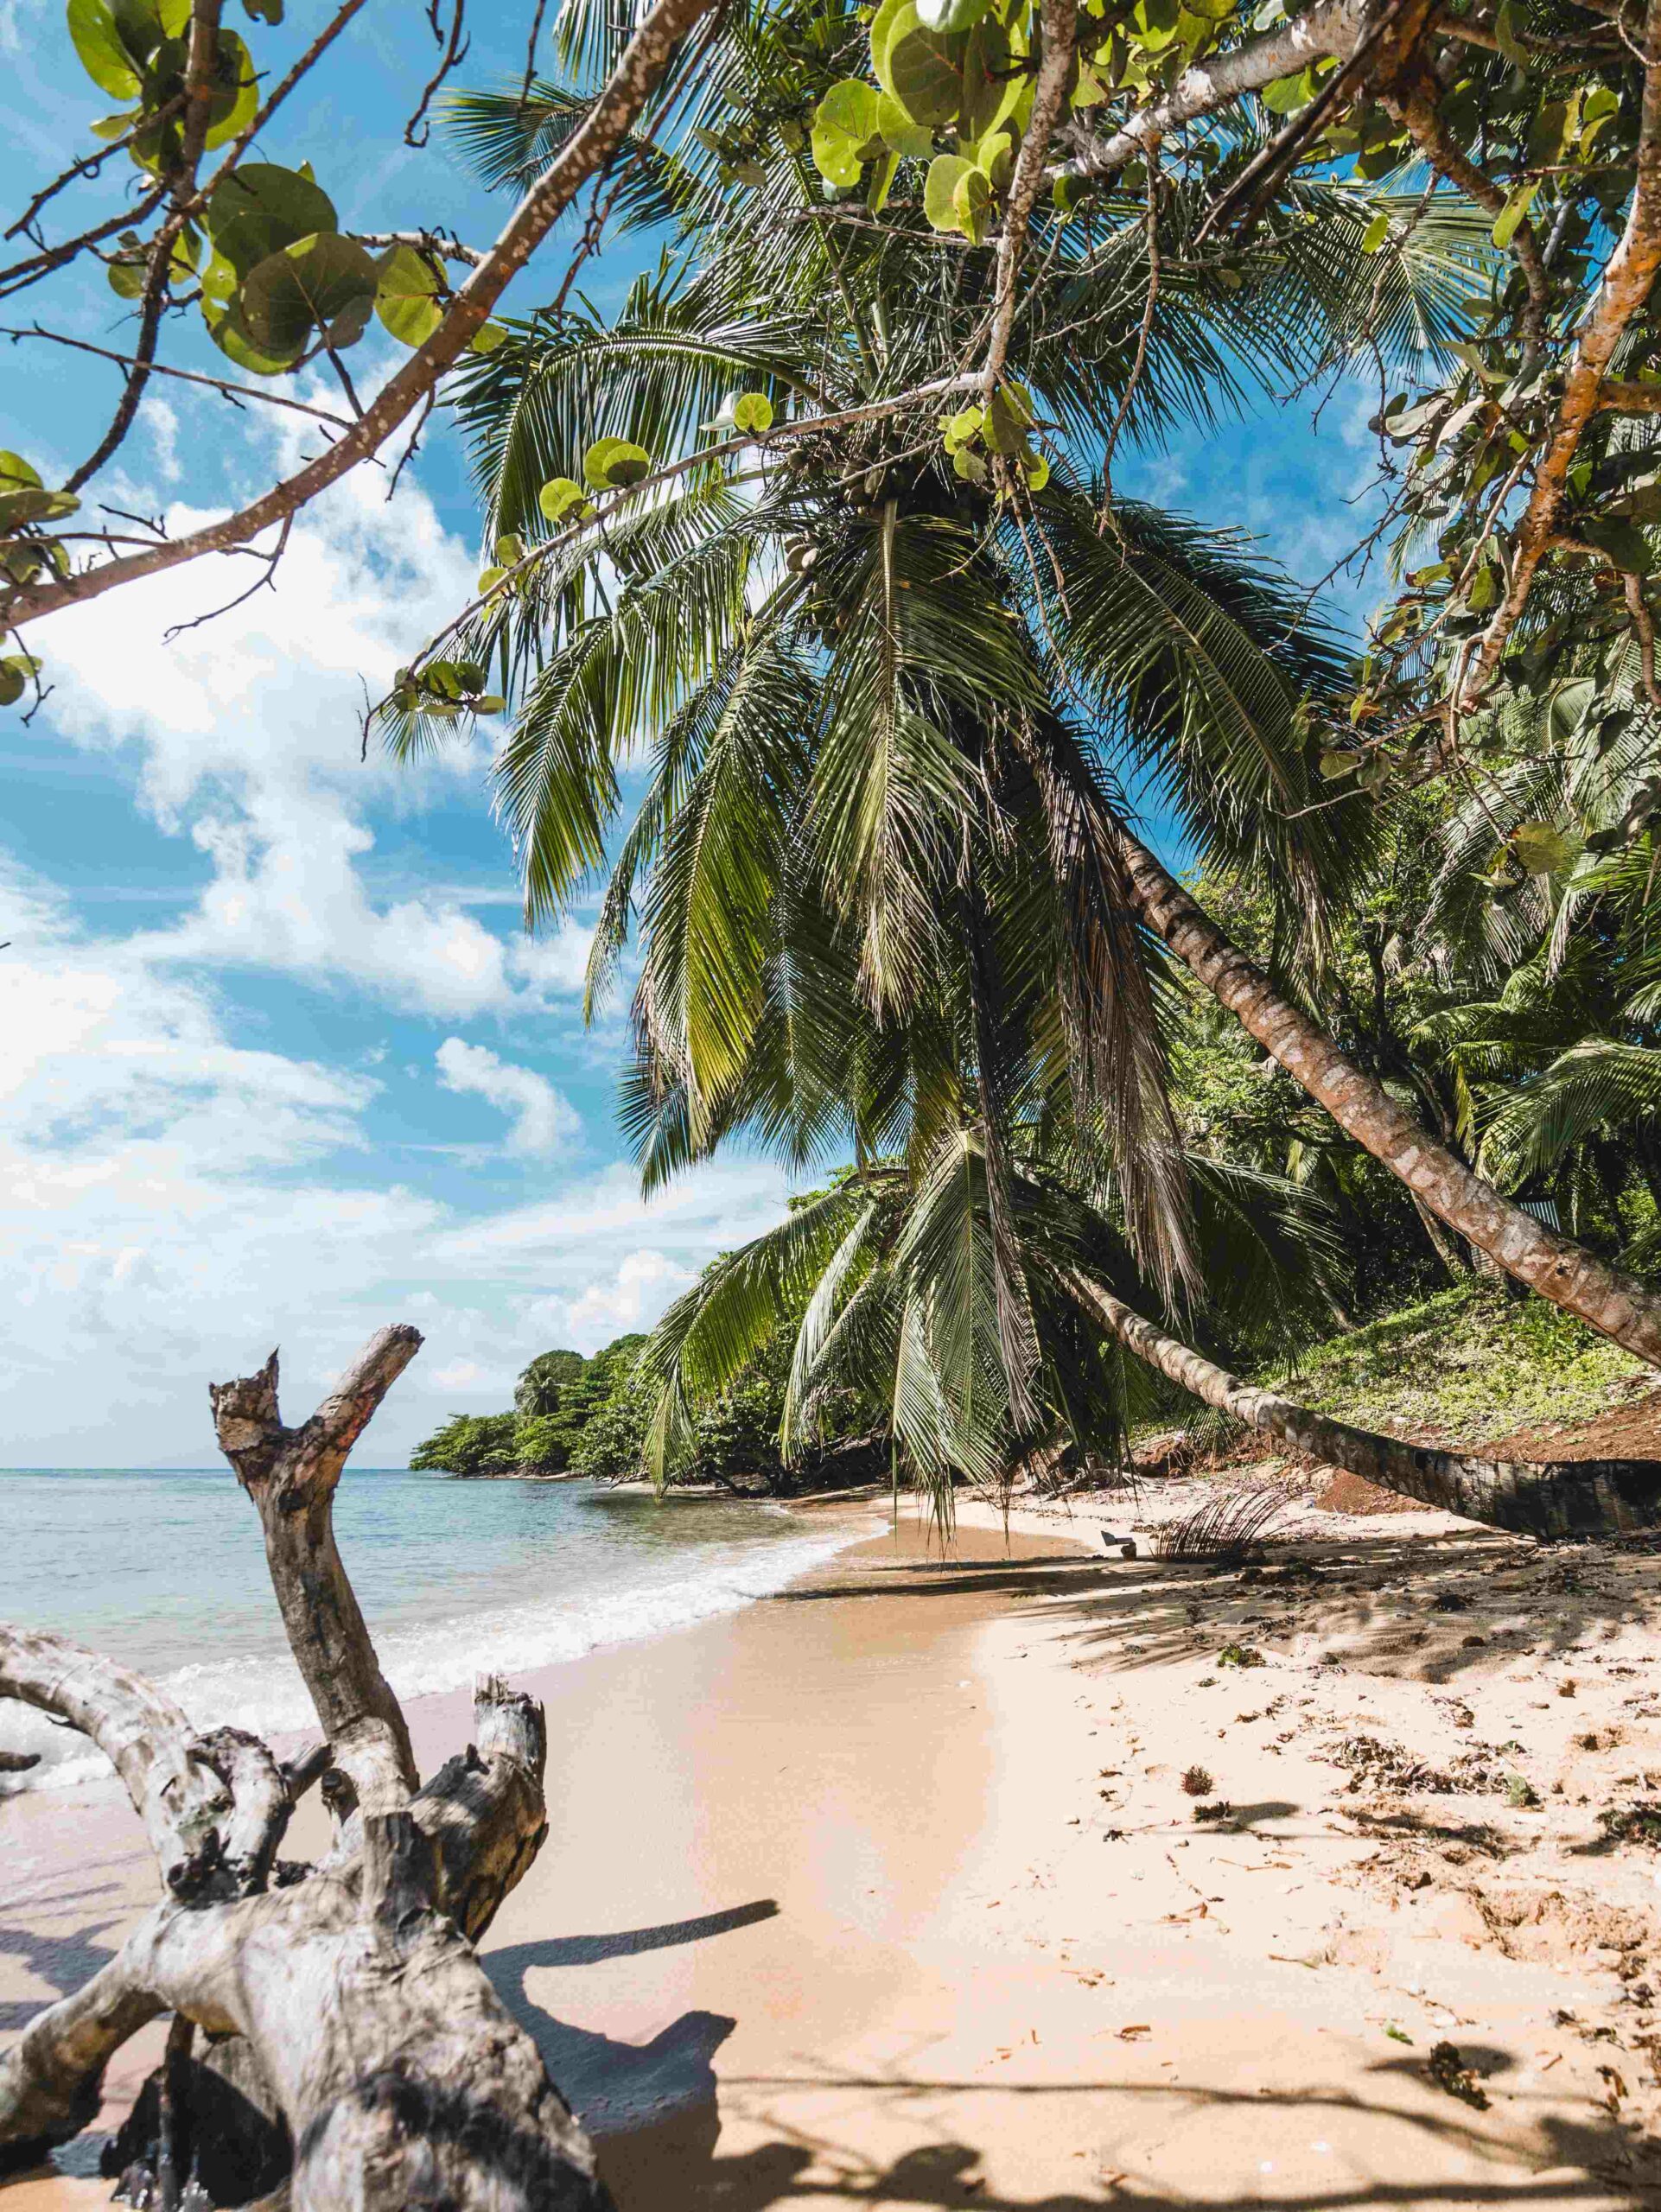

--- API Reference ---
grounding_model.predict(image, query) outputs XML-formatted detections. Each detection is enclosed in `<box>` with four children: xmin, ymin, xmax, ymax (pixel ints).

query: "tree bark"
<box><xmin>1062</xmin><ymin>1271</ymin><xmax>1661</xmax><ymax>1540</ymax></box>
<box><xmin>0</xmin><ymin>1330</ymin><xmax>608</xmax><ymax>2212</ymax></box>
<box><xmin>1114</xmin><ymin>824</ymin><xmax>1661</xmax><ymax>1369</ymax></box>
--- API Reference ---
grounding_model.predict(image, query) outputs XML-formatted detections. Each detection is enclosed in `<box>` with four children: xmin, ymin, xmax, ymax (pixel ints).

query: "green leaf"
<box><xmin>731</xmin><ymin>391</ymin><xmax>775</xmax><ymax>434</ymax></box>
<box><xmin>811</xmin><ymin>78</ymin><xmax>885</xmax><ymax>183</ymax></box>
<box><xmin>924</xmin><ymin>152</ymin><xmax>976</xmax><ymax>232</ymax></box>
<box><xmin>206</xmin><ymin>300</ymin><xmax>303</xmax><ymax>376</ymax></box>
<box><xmin>916</xmin><ymin>0</ymin><xmax>990</xmax><ymax>29</ymax></box>
<box><xmin>107</xmin><ymin>244</ymin><xmax>147</xmax><ymax>298</ymax></box>
<box><xmin>494</xmin><ymin>533</ymin><xmax>524</xmax><ymax>564</ymax></box>
<box><xmin>469</xmin><ymin>320</ymin><xmax>509</xmax><ymax>353</ymax></box>
<box><xmin>952</xmin><ymin>444</ymin><xmax>988</xmax><ymax>484</ymax></box>
<box><xmin>1578</xmin><ymin>518</ymin><xmax>1653</xmax><ymax>574</ymax></box>
<box><xmin>538</xmin><ymin>476</ymin><xmax>592</xmax><ymax>523</ymax></box>
<box><xmin>961</xmin><ymin>16</ymin><xmax>1021</xmax><ymax>142</ymax></box>
<box><xmin>0</xmin><ymin>453</ymin><xmax>43</xmax><ymax>493</ymax></box>
<box><xmin>202</xmin><ymin>28</ymin><xmax>258</xmax><ymax>148</ymax></box>
<box><xmin>886</xmin><ymin>23</ymin><xmax>963</xmax><ymax>129</ymax></box>
<box><xmin>477</xmin><ymin>564</ymin><xmax>509</xmax><ymax>592</ymax></box>
<box><xmin>1493</xmin><ymin>0</ymin><xmax>1529</xmax><ymax>66</ymax></box>
<box><xmin>940</xmin><ymin>404</ymin><xmax>983</xmax><ymax>450</ymax></box>
<box><xmin>0</xmin><ymin>658</ymin><xmax>30</xmax><ymax>708</ymax></box>
<box><xmin>1023</xmin><ymin>452</ymin><xmax>1051</xmax><ymax>492</ymax></box>
<box><xmin>1318</xmin><ymin>749</ymin><xmax>1356</xmax><ymax>779</ymax></box>
<box><xmin>238</xmin><ymin>231</ymin><xmax>379</xmax><ymax>356</ymax></box>
<box><xmin>1359</xmin><ymin>212</ymin><xmax>1391</xmax><ymax>253</ymax></box>
<box><xmin>1260</xmin><ymin>65</ymin><xmax>1314</xmax><ymax>114</ymax></box>
<box><xmin>374</xmin><ymin>242</ymin><xmax>444</xmax><ymax>346</ymax></box>
<box><xmin>473</xmin><ymin>695</ymin><xmax>506</xmax><ymax>715</ymax></box>
<box><xmin>1510</xmin><ymin>821</ymin><xmax>1573</xmax><ymax>875</ymax></box>
<box><xmin>67</xmin><ymin>0</ymin><xmax>142</xmax><ymax>99</ymax></box>
<box><xmin>951</xmin><ymin>163</ymin><xmax>991</xmax><ymax>243</ymax></box>
<box><xmin>1492</xmin><ymin>179</ymin><xmax>1539</xmax><ymax>249</ymax></box>
<box><xmin>583</xmin><ymin>435</ymin><xmax>653</xmax><ymax>491</ymax></box>
<box><xmin>243</xmin><ymin>0</ymin><xmax>283</xmax><ymax>17</ymax></box>
<box><xmin>875</xmin><ymin>92</ymin><xmax>933</xmax><ymax>157</ymax></box>
<box><xmin>206</xmin><ymin>163</ymin><xmax>338</xmax><ymax>277</ymax></box>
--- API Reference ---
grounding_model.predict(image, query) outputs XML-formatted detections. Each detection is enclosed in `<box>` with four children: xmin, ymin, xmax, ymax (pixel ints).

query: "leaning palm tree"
<box><xmin>390</xmin><ymin>0</ymin><xmax>1661</xmax><ymax>1363</ymax></box>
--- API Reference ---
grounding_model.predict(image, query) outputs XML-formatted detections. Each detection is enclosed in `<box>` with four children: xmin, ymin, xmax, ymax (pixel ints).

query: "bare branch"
<box><xmin>209</xmin><ymin>1328</ymin><xmax>423</xmax><ymax>1800</ymax></box>
<box><xmin>5</xmin><ymin>326</ymin><xmax>356</xmax><ymax>429</ymax></box>
<box><xmin>353</xmin><ymin>229</ymin><xmax>487</xmax><ymax>266</ymax></box>
<box><xmin>1053</xmin><ymin>0</ymin><xmax>1366</xmax><ymax>182</ymax></box>
<box><xmin>1463</xmin><ymin>0</ymin><xmax>1661</xmax><ymax>698</ymax></box>
<box><xmin>985</xmin><ymin>0</ymin><xmax>1077</xmax><ymax>393</ymax></box>
<box><xmin>1600</xmin><ymin>376</ymin><xmax>1661</xmax><ymax>410</ymax></box>
<box><xmin>61</xmin><ymin>0</ymin><xmax>226</xmax><ymax>497</ymax></box>
<box><xmin>2</xmin><ymin>0</ymin><xmax>718</xmax><ymax>633</ymax></box>
<box><xmin>0</xmin><ymin>1628</ymin><xmax>231</xmax><ymax>1896</ymax></box>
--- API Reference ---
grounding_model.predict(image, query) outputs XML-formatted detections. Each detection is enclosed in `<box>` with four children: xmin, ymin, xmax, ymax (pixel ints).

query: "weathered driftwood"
<box><xmin>1063</xmin><ymin>1273</ymin><xmax>1661</xmax><ymax>1540</ymax></box>
<box><xmin>0</xmin><ymin>1328</ymin><xmax>608</xmax><ymax>2211</ymax></box>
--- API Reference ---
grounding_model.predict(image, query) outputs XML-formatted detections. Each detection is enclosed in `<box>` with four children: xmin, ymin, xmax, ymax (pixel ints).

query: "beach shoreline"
<box><xmin>8</xmin><ymin>1488</ymin><xmax>1661</xmax><ymax>2208</ymax></box>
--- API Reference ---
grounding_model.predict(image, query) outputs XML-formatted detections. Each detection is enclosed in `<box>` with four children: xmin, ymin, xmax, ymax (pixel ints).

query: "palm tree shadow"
<box><xmin>484</xmin><ymin>1901</ymin><xmax>779</xmax><ymax>2202</ymax></box>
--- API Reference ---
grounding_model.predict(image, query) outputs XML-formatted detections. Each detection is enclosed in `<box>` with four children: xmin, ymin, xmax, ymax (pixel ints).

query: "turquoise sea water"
<box><xmin>0</xmin><ymin>1467</ymin><xmax>862</xmax><ymax>1790</ymax></box>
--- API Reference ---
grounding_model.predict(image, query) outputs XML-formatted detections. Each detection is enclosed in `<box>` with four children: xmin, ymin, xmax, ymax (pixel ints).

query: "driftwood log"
<box><xmin>0</xmin><ymin>1325</ymin><xmax>609</xmax><ymax>2211</ymax></box>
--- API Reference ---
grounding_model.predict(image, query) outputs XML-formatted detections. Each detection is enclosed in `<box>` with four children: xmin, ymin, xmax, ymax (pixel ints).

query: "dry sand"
<box><xmin>9</xmin><ymin>1483</ymin><xmax>1661</xmax><ymax>2209</ymax></box>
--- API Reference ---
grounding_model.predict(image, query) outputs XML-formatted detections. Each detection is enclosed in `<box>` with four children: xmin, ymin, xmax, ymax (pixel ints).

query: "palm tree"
<box><xmin>637</xmin><ymin>1122</ymin><xmax>1661</xmax><ymax>1539</ymax></box>
<box><xmin>395</xmin><ymin>0</ymin><xmax>1661</xmax><ymax>1364</ymax></box>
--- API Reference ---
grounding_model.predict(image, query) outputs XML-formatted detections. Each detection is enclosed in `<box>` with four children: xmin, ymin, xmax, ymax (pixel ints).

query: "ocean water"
<box><xmin>0</xmin><ymin>1468</ymin><xmax>868</xmax><ymax>1793</ymax></box>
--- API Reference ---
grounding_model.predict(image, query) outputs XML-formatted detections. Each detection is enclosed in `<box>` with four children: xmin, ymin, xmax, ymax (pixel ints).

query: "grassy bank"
<box><xmin>1269</xmin><ymin>1281</ymin><xmax>1649</xmax><ymax>1448</ymax></box>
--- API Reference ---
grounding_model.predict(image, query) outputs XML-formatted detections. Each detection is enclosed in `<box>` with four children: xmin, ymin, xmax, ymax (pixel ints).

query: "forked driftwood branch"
<box><xmin>0</xmin><ymin>1326</ymin><xmax>607</xmax><ymax>2211</ymax></box>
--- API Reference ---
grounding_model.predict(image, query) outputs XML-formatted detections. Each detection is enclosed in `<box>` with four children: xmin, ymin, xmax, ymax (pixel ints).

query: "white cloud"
<box><xmin>28</xmin><ymin>414</ymin><xmax>574</xmax><ymax>1022</ymax></box>
<box><xmin>558</xmin><ymin>1249</ymin><xmax>696</xmax><ymax>1337</ymax></box>
<box><xmin>436</xmin><ymin>1037</ymin><xmax>581</xmax><ymax>1156</ymax></box>
<box><xmin>507</xmin><ymin>917</ymin><xmax>597</xmax><ymax>997</ymax></box>
<box><xmin>0</xmin><ymin>858</ymin><xmax>793</xmax><ymax>1459</ymax></box>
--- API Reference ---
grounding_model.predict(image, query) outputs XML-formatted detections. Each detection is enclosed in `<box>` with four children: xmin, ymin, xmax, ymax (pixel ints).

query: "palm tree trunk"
<box><xmin>1113</xmin><ymin>825</ymin><xmax>1661</xmax><ymax>1369</ymax></box>
<box><xmin>1064</xmin><ymin>1274</ymin><xmax>1661</xmax><ymax>1540</ymax></box>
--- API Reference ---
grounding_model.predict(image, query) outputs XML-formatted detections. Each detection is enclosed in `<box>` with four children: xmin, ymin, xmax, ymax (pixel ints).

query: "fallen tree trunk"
<box><xmin>1061</xmin><ymin>1272</ymin><xmax>1661</xmax><ymax>1539</ymax></box>
<box><xmin>0</xmin><ymin>1328</ymin><xmax>608</xmax><ymax>2211</ymax></box>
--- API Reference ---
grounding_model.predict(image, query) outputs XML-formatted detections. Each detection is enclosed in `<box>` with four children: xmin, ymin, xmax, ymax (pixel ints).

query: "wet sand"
<box><xmin>8</xmin><ymin>1489</ymin><xmax>1661</xmax><ymax>2208</ymax></box>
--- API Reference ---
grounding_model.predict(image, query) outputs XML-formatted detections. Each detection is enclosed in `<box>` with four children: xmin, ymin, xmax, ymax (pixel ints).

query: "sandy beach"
<box><xmin>8</xmin><ymin>1483</ymin><xmax>1661</xmax><ymax>2209</ymax></box>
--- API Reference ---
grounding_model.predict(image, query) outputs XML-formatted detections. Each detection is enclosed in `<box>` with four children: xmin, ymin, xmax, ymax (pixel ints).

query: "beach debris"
<box><xmin>1598</xmin><ymin>1801</ymin><xmax>1661</xmax><ymax>1847</ymax></box>
<box><xmin>1329</xmin><ymin>1733</ymin><xmax>1524</xmax><ymax>1797</ymax></box>
<box><xmin>1192</xmin><ymin>1801</ymin><xmax>1233</xmax><ymax>1824</ymax></box>
<box><xmin>1426</xmin><ymin>2041</ymin><xmax>1491</xmax><ymax>2109</ymax></box>
<box><xmin>1156</xmin><ymin>1487</ymin><xmax>1289</xmax><ymax>1564</ymax></box>
<box><xmin>1217</xmin><ymin>1643</ymin><xmax>1266</xmax><ymax>1669</ymax></box>
<box><xmin>1181</xmin><ymin>1764</ymin><xmax>1216</xmax><ymax>1796</ymax></box>
<box><xmin>1117</xmin><ymin>2024</ymin><xmax>1151</xmax><ymax>2040</ymax></box>
<box><xmin>1099</xmin><ymin>1529</ymin><xmax>1137</xmax><ymax>1558</ymax></box>
<box><xmin>1384</xmin><ymin>2025</ymin><xmax>1413</xmax><ymax>2044</ymax></box>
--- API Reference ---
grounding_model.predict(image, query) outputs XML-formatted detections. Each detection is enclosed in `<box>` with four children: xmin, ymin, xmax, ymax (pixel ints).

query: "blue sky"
<box><xmin>1</xmin><ymin>1</ymin><xmax>1384</xmax><ymax>1464</ymax></box>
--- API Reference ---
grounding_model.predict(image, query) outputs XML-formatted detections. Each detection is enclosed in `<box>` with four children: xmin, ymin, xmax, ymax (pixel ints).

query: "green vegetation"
<box><xmin>410</xmin><ymin>1338</ymin><xmax>644</xmax><ymax>1478</ymax></box>
<box><xmin>1274</xmin><ymin>1284</ymin><xmax>1646</xmax><ymax>1449</ymax></box>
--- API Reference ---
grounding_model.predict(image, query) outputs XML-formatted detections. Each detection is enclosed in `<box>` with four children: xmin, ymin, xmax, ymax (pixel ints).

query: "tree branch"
<box><xmin>985</xmin><ymin>0</ymin><xmax>1077</xmax><ymax>393</ymax></box>
<box><xmin>1053</xmin><ymin>0</ymin><xmax>1367</xmax><ymax>181</ymax></box>
<box><xmin>1462</xmin><ymin>0</ymin><xmax>1661</xmax><ymax>698</ymax></box>
<box><xmin>209</xmin><ymin>1328</ymin><xmax>423</xmax><ymax>1805</ymax></box>
<box><xmin>0</xmin><ymin>1628</ymin><xmax>232</xmax><ymax>1897</ymax></box>
<box><xmin>2</xmin><ymin>0</ymin><xmax>718</xmax><ymax>632</ymax></box>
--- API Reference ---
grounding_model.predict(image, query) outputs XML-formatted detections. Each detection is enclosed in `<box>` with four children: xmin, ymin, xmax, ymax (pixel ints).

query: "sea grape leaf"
<box><xmin>239</xmin><ymin>231</ymin><xmax>379</xmax><ymax>356</ymax></box>
<box><xmin>67</xmin><ymin>0</ymin><xmax>143</xmax><ymax>97</ymax></box>
<box><xmin>375</xmin><ymin>243</ymin><xmax>445</xmax><ymax>346</ymax></box>
<box><xmin>539</xmin><ymin>476</ymin><xmax>592</xmax><ymax>522</ymax></box>
<box><xmin>583</xmin><ymin>436</ymin><xmax>652</xmax><ymax>490</ymax></box>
